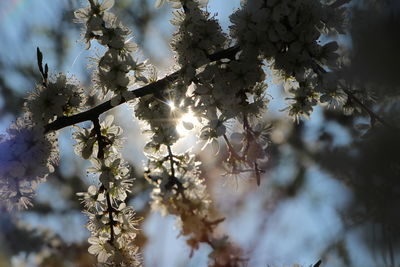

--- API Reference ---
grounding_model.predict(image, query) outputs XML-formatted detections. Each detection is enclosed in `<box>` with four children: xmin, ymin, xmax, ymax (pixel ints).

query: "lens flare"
<box><xmin>176</xmin><ymin>110</ymin><xmax>198</xmax><ymax>136</ymax></box>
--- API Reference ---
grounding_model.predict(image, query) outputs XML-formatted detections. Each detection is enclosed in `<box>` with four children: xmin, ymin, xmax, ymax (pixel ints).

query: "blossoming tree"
<box><xmin>2</xmin><ymin>0</ymin><xmax>399</xmax><ymax>266</ymax></box>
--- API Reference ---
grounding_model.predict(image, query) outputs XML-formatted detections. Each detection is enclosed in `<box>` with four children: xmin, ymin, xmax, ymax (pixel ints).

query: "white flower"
<box><xmin>26</xmin><ymin>73</ymin><xmax>85</xmax><ymax>124</ymax></box>
<box><xmin>77</xmin><ymin>185</ymin><xmax>99</xmax><ymax>210</ymax></box>
<box><xmin>74</xmin><ymin>0</ymin><xmax>115</xmax><ymax>23</ymax></box>
<box><xmin>73</xmin><ymin>128</ymin><xmax>96</xmax><ymax>159</ymax></box>
<box><xmin>88</xmin><ymin>235</ymin><xmax>114</xmax><ymax>263</ymax></box>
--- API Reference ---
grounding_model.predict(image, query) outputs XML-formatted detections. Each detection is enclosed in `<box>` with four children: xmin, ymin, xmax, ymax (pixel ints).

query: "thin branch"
<box><xmin>207</xmin><ymin>45</ymin><xmax>240</xmax><ymax>61</ymax></box>
<box><xmin>167</xmin><ymin>145</ymin><xmax>176</xmax><ymax>179</ymax></box>
<box><xmin>254</xmin><ymin>162</ymin><xmax>261</xmax><ymax>186</ymax></box>
<box><xmin>92</xmin><ymin>117</ymin><xmax>116</xmax><ymax>244</ymax></box>
<box><xmin>166</xmin><ymin>145</ymin><xmax>186</xmax><ymax>195</ymax></box>
<box><xmin>343</xmin><ymin>89</ymin><xmax>394</xmax><ymax>129</ymax></box>
<box><xmin>44</xmin><ymin>46</ymin><xmax>241</xmax><ymax>133</ymax></box>
<box><xmin>105</xmin><ymin>191</ymin><xmax>115</xmax><ymax>243</ymax></box>
<box><xmin>329</xmin><ymin>0</ymin><xmax>351</xmax><ymax>9</ymax></box>
<box><xmin>92</xmin><ymin>118</ymin><xmax>105</xmax><ymax>159</ymax></box>
<box><xmin>222</xmin><ymin>134</ymin><xmax>243</xmax><ymax>161</ymax></box>
<box><xmin>310</xmin><ymin>61</ymin><xmax>395</xmax><ymax>130</ymax></box>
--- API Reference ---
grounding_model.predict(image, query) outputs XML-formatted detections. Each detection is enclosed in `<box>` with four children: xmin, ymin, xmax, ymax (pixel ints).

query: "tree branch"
<box><xmin>343</xmin><ymin>89</ymin><xmax>394</xmax><ymax>129</ymax></box>
<box><xmin>167</xmin><ymin>145</ymin><xmax>176</xmax><ymax>179</ymax></box>
<box><xmin>222</xmin><ymin>134</ymin><xmax>243</xmax><ymax>161</ymax></box>
<box><xmin>44</xmin><ymin>46</ymin><xmax>241</xmax><ymax>133</ymax></box>
<box><xmin>166</xmin><ymin>145</ymin><xmax>185</xmax><ymax>195</ymax></box>
<box><xmin>329</xmin><ymin>0</ymin><xmax>351</xmax><ymax>9</ymax></box>
<box><xmin>310</xmin><ymin>61</ymin><xmax>395</xmax><ymax>130</ymax></box>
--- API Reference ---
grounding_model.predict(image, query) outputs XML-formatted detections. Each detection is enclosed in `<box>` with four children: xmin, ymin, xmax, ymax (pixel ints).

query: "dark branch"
<box><xmin>92</xmin><ymin>117</ymin><xmax>116</xmax><ymax>244</ymax></box>
<box><xmin>310</xmin><ymin>61</ymin><xmax>395</xmax><ymax>130</ymax></box>
<box><xmin>44</xmin><ymin>45</ymin><xmax>240</xmax><ymax>133</ymax></box>
<box><xmin>167</xmin><ymin>145</ymin><xmax>176</xmax><ymax>179</ymax></box>
<box><xmin>92</xmin><ymin>117</ymin><xmax>105</xmax><ymax>159</ymax></box>
<box><xmin>207</xmin><ymin>45</ymin><xmax>240</xmax><ymax>62</ymax></box>
<box><xmin>343</xmin><ymin>89</ymin><xmax>394</xmax><ymax>129</ymax></box>
<box><xmin>222</xmin><ymin>134</ymin><xmax>243</xmax><ymax>161</ymax></box>
<box><xmin>166</xmin><ymin>145</ymin><xmax>185</xmax><ymax>195</ymax></box>
<box><xmin>329</xmin><ymin>0</ymin><xmax>351</xmax><ymax>9</ymax></box>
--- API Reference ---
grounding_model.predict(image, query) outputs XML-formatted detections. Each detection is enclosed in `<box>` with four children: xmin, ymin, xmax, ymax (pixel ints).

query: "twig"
<box><xmin>104</xmin><ymin>191</ymin><xmax>115</xmax><ymax>243</ymax></box>
<box><xmin>310</xmin><ymin>61</ymin><xmax>395</xmax><ymax>130</ymax></box>
<box><xmin>92</xmin><ymin>117</ymin><xmax>116</xmax><ymax>244</ymax></box>
<box><xmin>329</xmin><ymin>0</ymin><xmax>351</xmax><ymax>9</ymax></box>
<box><xmin>254</xmin><ymin>162</ymin><xmax>261</xmax><ymax>186</ymax></box>
<box><xmin>166</xmin><ymin>145</ymin><xmax>185</xmax><ymax>195</ymax></box>
<box><xmin>343</xmin><ymin>89</ymin><xmax>393</xmax><ymax>129</ymax></box>
<box><xmin>222</xmin><ymin>134</ymin><xmax>243</xmax><ymax>161</ymax></box>
<box><xmin>167</xmin><ymin>145</ymin><xmax>176</xmax><ymax>179</ymax></box>
<box><xmin>92</xmin><ymin>117</ymin><xmax>105</xmax><ymax>159</ymax></box>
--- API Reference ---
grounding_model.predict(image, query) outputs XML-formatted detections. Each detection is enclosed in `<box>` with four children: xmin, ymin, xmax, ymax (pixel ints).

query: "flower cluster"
<box><xmin>145</xmin><ymin>148</ymin><xmax>244</xmax><ymax>266</ymax></box>
<box><xmin>134</xmin><ymin>2</ymin><xmax>272</xmax><ymax>263</ymax></box>
<box><xmin>75</xmin><ymin>0</ymin><xmax>145</xmax><ymax>104</ymax></box>
<box><xmin>135</xmin><ymin>0</ymin><xmax>228</xmax><ymax>150</ymax></box>
<box><xmin>164</xmin><ymin>0</ymin><xmax>269</xmax><ymax>187</ymax></box>
<box><xmin>74</xmin><ymin>116</ymin><xmax>141</xmax><ymax>266</ymax></box>
<box><xmin>171</xmin><ymin>1</ymin><xmax>227</xmax><ymax>82</ymax></box>
<box><xmin>193</xmin><ymin>58</ymin><xmax>267</xmax><ymax>141</ymax></box>
<box><xmin>73</xmin><ymin>115</ymin><xmax>123</xmax><ymax>160</ymax></box>
<box><xmin>146</xmin><ymin>151</ymin><xmax>210</xmax><ymax>227</ymax></box>
<box><xmin>132</xmin><ymin>4</ymin><xmax>249</xmax><ymax>256</ymax></box>
<box><xmin>25</xmin><ymin>73</ymin><xmax>85</xmax><ymax>125</ymax></box>
<box><xmin>230</xmin><ymin>0</ymin><xmax>343</xmax><ymax>77</ymax></box>
<box><xmin>230</xmin><ymin>0</ymin><xmax>346</xmax><ymax>119</ymax></box>
<box><xmin>1</xmin><ymin>59</ymin><xmax>86</xmax><ymax>210</ymax></box>
<box><xmin>135</xmin><ymin>91</ymin><xmax>181</xmax><ymax>147</ymax></box>
<box><xmin>0</xmin><ymin>116</ymin><xmax>58</xmax><ymax>210</ymax></box>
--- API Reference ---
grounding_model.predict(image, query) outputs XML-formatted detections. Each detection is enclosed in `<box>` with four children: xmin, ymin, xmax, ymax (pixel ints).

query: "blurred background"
<box><xmin>0</xmin><ymin>0</ymin><xmax>400</xmax><ymax>266</ymax></box>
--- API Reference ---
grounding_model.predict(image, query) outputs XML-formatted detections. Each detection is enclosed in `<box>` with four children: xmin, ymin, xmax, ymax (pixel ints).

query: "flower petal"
<box><xmin>101</xmin><ymin>0</ymin><xmax>115</xmax><ymax>11</ymax></box>
<box><xmin>154</xmin><ymin>0</ymin><xmax>164</xmax><ymax>8</ymax></box>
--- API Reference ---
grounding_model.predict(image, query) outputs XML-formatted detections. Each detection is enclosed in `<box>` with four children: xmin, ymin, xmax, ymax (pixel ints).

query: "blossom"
<box><xmin>74</xmin><ymin>0</ymin><xmax>116</xmax><ymax>48</ymax></box>
<box><xmin>73</xmin><ymin>115</ymin><xmax>123</xmax><ymax>160</ymax></box>
<box><xmin>88</xmin><ymin>235</ymin><xmax>114</xmax><ymax>263</ymax></box>
<box><xmin>171</xmin><ymin>1</ymin><xmax>227</xmax><ymax>82</ymax></box>
<box><xmin>95</xmin><ymin>49</ymin><xmax>138</xmax><ymax>98</ymax></box>
<box><xmin>0</xmin><ymin>117</ymin><xmax>58</xmax><ymax>210</ymax></box>
<box><xmin>74</xmin><ymin>0</ymin><xmax>115</xmax><ymax>23</ymax></box>
<box><xmin>76</xmin><ymin>185</ymin><xmax>99</xmax><ymax>210</ymax></box>
<box><xmin>229</xmin><ymin>0</ymin><xmax>344</xmax><ymax>120</ymax></box>
<box><xmin>26</xmin><ymin>73</ymin><xmax>85</xmax><ymax>124</ymax></box>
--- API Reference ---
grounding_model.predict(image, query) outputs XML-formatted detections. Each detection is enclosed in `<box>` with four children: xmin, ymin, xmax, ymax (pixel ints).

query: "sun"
<box><xmin>176</xmin><ymin>110</ymin><xmax>198</xmax><ymax>136</ymax></box>
<box><xmin>166</xmin><ymin>100</ymin><xmax>198</xmax><ymax>136</ymax></box>
<box><xmin>167</xmin><ymin>101</ymin><xmax>176</xmax><ymax>111</ymax></box>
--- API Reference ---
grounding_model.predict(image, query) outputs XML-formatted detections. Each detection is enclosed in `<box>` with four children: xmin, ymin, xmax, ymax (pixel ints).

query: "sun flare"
<box><xmin>168</xmin><ymin>101</ymin><xmax>176</xmax><ymax>111</ymax></box>
<box><xmin>176</xmin><ymin>110</ymin><xmax>198</xmax><ymax>136</ymax></box>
